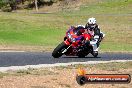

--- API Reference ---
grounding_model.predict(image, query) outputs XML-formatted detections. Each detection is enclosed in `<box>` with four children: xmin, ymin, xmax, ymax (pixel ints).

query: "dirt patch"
<box><xmin>0</xmin><ymin>45</ymin><xmax>53</xmax><ymax>52</ymax></box>
<box><xmin>0</xmin><ymin>66</ymin><xmax>131</xmax><ymax>88</ymax></box>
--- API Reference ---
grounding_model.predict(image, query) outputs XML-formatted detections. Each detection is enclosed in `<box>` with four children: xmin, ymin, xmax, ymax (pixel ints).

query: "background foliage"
<box><xmin>0</xmin><ymin>0</ymin><xmax>63</xmax><ymax>12</ymax></box>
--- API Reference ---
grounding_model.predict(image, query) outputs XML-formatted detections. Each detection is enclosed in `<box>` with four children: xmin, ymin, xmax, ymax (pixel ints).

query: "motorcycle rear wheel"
<box><xmin>92</xmin><ymin>51</ymin><xmax>98</xmax><ymax>58</ymax></box>
<box><xmin>52</xmin><ymin>42</ymin><xmax>67</xmax><ymax>58</ymax></box>
<box><xmin>78</xmin><ymin>54</ymin><xmax>86</xmax><ymax>58</ymax></box>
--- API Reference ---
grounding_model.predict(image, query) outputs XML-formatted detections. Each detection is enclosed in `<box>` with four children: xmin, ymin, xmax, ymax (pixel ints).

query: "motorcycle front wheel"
<box><xmin>52</xmin><ymin>42</ymin><xmax>67</xmax><ymax>58</ymax></box>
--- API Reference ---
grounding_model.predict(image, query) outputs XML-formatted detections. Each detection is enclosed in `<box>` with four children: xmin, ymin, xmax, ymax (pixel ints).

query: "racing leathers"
<box><xmin>85</xmin><ymin>23</ymin><xmax>103</xmax><ymax>47</ymax></box>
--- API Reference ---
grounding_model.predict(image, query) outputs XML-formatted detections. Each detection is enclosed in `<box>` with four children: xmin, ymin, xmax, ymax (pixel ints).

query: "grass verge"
<box><xmin>0</xmin><ymin>61</ymin><xmax>132</xmax><ymax>78</ymax></box>
<box><xmin>0</xmin><ymin>0</ymin><xmax>132</xmax><ymax>52</ymax></box>
<box><xmin>0</xmin><ymin>61</ymin><xmax>132</xmax><ymax>88</ymax></box>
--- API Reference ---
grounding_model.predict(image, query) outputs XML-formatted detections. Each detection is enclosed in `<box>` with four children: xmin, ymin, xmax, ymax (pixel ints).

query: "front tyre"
<box><xmin>52</xmin><ymin>42</ymin><xmax>67</xmax><ymax>58</ymax></box>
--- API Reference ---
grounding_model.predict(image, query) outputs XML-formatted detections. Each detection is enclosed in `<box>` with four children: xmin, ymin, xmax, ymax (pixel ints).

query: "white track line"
<box><xmin>0</xmin><ymin>60</ymin><xmax>132</xmax><ymax>72</ymax></box>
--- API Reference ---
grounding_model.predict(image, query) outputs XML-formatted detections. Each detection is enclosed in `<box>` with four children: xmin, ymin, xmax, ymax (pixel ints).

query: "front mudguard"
<box><xmin>64</xmin><ymin>39</ymin><xmax>71</xmax><ymax>46</ymax></box>
<box><xmin>64</xmin><ymin>36</ymin><xmax>67</xmax><ymax>41</ymax></box>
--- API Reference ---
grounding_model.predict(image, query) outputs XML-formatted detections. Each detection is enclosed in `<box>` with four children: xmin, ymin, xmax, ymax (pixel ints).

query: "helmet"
<box><xmin>87</xmin><ymin>17</ymin><xmax>96</xmax><ymax>24</ymax></box>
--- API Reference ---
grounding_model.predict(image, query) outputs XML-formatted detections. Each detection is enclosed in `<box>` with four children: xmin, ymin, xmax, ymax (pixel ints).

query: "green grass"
<box><xmin>64</xmin><ymin>0</ymin><xmax>132</xmax><ymax>15</ymax></box>
<box><xmin>0</xmin><ymin>68</ymin><xmax>59</xmax><ymax>78</ymax></box>
<box><xmin>0</xmin><ymin>13</ymin><xmax>66</xmax><ymax>47</ymax></box>
<box><xmin>61</xmin><ymin>61</ymin><xmax>132</xmax><ymax>72</ymax></box>
<box><xmin>0</xmin><ymin>0</ymin><xmax>132</xmax><ymax>51</ymax></box>
<box><xmin>0</xmin><ymin>72</ymin><xmax>9</xmax><ymax>78</ymax></box>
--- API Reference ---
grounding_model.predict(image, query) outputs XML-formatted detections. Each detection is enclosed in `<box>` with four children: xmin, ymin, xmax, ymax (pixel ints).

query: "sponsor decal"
<box><xmin>76</xmin><ymin>68</ymin><xmax>131</xmax><ymax>85</ymax></box>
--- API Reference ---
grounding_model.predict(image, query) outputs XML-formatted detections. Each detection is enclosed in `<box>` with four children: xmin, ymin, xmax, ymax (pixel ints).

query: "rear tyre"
<box><xmin>52</xmin><ymin>42</ymin><xmax>67</xmax><ymax>58</ymax></box>
<box><xmin>78</xmin><ymin>54</ymin><xmax>85</xmax><ymax>58</ymax></box>
<box><xmin>92</xmin><ymin>51</ymin><xmax>98</xmax><ymax>58</ymax></box>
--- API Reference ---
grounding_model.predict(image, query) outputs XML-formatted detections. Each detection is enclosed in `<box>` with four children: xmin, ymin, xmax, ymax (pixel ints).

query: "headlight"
<box><xmin>68</xmin><ymin>33</ymin><xmax>72</xmax><ymax>39</ymax></box>
<box><xmin>71</xmin><ymin>38</ymin><xmax>76</xmax><ymax>42</ymax></box>
<box><xmin>67</xmin><ymin>33</ymin><xmax>76</xmax><ymax>42</ymax></box>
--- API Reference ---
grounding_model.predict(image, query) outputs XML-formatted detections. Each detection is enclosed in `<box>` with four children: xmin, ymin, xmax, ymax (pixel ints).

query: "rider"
<box><xmin>75</xmin><ymin>25</ymin><xmax>92</xmax><ymax>40</ymax></box>
<box><xmin>75</xmin><ymin>25</ymin><xmax>92</xmax><ymax>51</ymax></box>
<box><xmin>85</xmin><ymin>17</ymin><xmax>103</xmax><ymax>45</ymax></box>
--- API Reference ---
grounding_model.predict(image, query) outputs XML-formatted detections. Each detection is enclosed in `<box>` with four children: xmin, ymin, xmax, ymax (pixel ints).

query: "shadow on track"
<box><xmin>62</xmin><ymin>56</ymin><xmax>101</xmax><ymax>58</ymax></box>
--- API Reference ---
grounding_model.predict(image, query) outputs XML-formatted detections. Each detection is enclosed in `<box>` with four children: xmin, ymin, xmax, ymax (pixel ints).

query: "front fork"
<box><xmin>62</xmin><ymin>45</ymin><xmax>71</xmax><ymax>54</ymax></box>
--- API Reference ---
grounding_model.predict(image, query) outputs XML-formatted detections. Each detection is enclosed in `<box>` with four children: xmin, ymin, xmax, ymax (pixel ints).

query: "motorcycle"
<box><xmin>52</xmin><ymin>26</ymin><xmax>105</xmax><ymax>58</ymax></box>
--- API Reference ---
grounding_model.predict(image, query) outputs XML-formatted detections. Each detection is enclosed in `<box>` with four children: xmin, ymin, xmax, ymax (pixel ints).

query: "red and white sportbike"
<box><xmin>52</xmin><ymin>26</ymin><xmax>105</xmax><ymax>58</ymax></box>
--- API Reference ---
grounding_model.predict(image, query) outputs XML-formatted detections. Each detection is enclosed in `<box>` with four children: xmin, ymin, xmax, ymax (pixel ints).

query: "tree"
<box><xmin>35</xmin><ymin>0</ymin><xmax>38</xmax><ymax>12</ymax></box>
<box><xmin>9</xmin><ymin>0</ymin><xmax>17</xmax><ymax>10</ymax></box>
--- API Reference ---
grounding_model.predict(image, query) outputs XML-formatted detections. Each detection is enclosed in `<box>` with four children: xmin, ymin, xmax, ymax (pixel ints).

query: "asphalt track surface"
<box><xmin>0</xmin><ymin>52</ymin><xmax>132</xmax><ymax>67</ymax></box>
